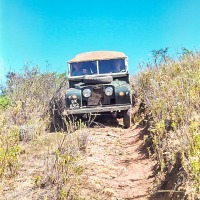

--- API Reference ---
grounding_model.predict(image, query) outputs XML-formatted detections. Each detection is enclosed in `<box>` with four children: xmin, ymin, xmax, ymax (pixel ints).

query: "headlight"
<box><xmin>105</xmin><ymin>87</ymin><xmax>113</xmax><ymax>96</ymax></box>
<box><xmin>118</xmin><ymin>91</ymin><xmax>124</xmax><ymax>96</ymax></box>
<box><xmin>71</xmin><ymin>95</ymin><xmax>77</xmax><ymax>99</ymax></box>
<box><xmin>83</xmin><ymin>88</ymin><xmax>91</xmax><ymax>97</ymax></box>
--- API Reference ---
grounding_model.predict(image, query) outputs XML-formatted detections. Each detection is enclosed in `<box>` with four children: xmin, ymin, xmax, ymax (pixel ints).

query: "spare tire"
<box><xmin>83</xmin><ymin>75</ymin><xmax>113</xmax><ymax>84</ymax></box>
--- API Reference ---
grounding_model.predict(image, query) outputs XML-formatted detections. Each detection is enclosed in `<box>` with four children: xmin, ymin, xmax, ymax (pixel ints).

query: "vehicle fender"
<box><xmin>114</xmin><ymin>84</ymin><xmax>132</xmax><ymax>104</ymax></box>
<box><xmin>66</xmin><ymin>88</ymin><xmax>82</xmax><ymax>108</ymax></box>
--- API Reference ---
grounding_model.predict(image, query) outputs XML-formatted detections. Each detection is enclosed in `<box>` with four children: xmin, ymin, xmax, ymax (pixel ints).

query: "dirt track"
<box><xmin>0</xmin><ymin>117</ymin><xmax>156</xmax><ymax>200</ymax></box>
<box><xmin>79</xmin><ymin>118</ymin><xmax>156</xmax><ymax>199</ymax></box>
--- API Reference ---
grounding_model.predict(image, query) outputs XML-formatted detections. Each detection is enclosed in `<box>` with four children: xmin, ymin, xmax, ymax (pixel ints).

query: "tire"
<box><xmin>83</xmin><ymin>75</ymin><xmax>113</xmax><ymax>84</ymax></box>
<box><xmin>123</xmin><ymin>109</ymin><xmax>132</xmax><ymax>128</ymax></box>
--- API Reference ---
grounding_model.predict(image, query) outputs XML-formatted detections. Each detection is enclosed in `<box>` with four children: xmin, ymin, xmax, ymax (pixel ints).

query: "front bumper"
<box><xmin>63</xmin><ymin>105</ymin><xmax>131</xmax><ymax>115</ymax></box>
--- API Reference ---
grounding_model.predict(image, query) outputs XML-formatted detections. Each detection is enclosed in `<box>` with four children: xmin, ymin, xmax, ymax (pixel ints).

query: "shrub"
<box><xmin>133</xmin><ymin>51</ymin><xmax>200</xmax><ymax>198</ymax></box>
<box><xmin>5</xmin><ymin>66</ymin><xmax>67</xmax><ymax>129</ymax></box>
<box><xmin>0</xmin><ymin>117</ymin><xmax>21</xmax><ymax>178</ymax></box>
<box><xmin>0</xmin><ymin>96</ymin><xmax>10</xmax><ymax>110</ymax></box>
<box><xmin>37</xmin><ymin>126</ymin><xmax>88</xmax><ymax>199</ymax></box>
<box><xmin>0</xmin><ymin>66</ymin><xmax>68</xmax><ymax>180</ymax></box>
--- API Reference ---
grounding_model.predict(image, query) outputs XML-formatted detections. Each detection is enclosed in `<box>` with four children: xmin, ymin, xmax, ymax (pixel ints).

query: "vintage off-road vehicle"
<box><xmin>64</xmin><ymin>51</ymin><xmax>132</xmax><ymax>128</ymax></box>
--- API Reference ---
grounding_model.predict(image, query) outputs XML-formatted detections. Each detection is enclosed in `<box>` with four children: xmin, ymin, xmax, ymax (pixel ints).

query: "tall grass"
<box><xmin>133</xmin><ymin>51</ymin><xmax>200</xmax><ymax>199</ymax></box>
<box><xmin>0</xmin><ymin>66</ymin><xmax>89</xmax><ymax>199</ymax></box>
<box><xmin>5</xmin><ymin>67</ymin><xmax>67</xmax><ymax>127</ymax></box>
<box><xmin>0</xmin><ymin>66</ymin><xmax>67</xmax><ymax>179</ymax></box>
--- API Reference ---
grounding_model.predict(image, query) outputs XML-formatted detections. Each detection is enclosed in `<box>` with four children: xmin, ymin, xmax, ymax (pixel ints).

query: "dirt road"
<box><xmin>0</xmin><ymin>117</ymin><xmax>156</xmax><ymax>200</ymax></box>
<box><xmin>79</xmin><ymin>119</ymin><xmax>156</xmax><ymax>199</ymax></box>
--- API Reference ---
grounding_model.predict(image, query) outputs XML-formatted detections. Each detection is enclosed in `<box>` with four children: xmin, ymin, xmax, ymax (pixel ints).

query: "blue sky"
<box><xmin>1</xmin><ymin>0</ymin><xmax>200</xmax><ymax>82</ymax></box>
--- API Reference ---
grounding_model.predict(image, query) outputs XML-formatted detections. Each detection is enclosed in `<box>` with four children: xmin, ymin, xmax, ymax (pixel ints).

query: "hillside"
<box><xmin>0</xmin><ymin>51</ymin><xmax>200</xmax><ymax>199</ymax></box>
<box><xmin>133</xmin><ymin>50</ymin><xmax>200</xmax><ymax>199</ymax></box>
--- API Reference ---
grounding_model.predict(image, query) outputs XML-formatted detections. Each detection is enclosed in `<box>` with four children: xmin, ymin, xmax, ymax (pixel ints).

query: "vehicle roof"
<box><xmin>68</xmin><ymin>51</ymin><xmax>127</xmax><ymax>63</ymax></box>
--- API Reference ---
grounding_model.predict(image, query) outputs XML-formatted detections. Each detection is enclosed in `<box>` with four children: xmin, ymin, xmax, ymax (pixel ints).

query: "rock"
<box><xmin>103</xmin><ymin>188</ymin><xmax>115</xmax><ymax>196</ymax></box>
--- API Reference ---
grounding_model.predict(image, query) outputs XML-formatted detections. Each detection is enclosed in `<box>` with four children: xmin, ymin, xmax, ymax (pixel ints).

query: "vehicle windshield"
<box><xmin>70</xmin><ymin>61</ymin><xmax>97</xmax><ymax>76</ymax></box>
<box><xmin>70</xmin><ymin>59</ymin><xmax>126</xmax><ymax>76</ymax></box>
<box><xmin>99</xmin><ymin>59</ymin><xmax>126</xmax><ymax>74</ymax></box>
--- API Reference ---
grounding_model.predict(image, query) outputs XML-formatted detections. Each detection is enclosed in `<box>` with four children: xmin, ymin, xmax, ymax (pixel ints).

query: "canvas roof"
<box><xmin>68</xmin><ymin>51</ymin><xmax>127</xmax><ymax>63</ymax></box>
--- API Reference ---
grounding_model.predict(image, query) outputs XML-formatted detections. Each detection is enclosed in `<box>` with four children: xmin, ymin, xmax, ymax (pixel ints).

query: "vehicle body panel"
<box><xmin>64</xmin><ymin>51</ymin><xmax>132</xmax><ymax>126</ymax></box>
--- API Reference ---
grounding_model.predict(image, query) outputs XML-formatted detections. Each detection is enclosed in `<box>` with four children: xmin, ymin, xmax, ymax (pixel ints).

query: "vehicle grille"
<box><xmin>87</xmin><ymin>86</ymin><xmax>104</xmax><ymax>106</ymax></box>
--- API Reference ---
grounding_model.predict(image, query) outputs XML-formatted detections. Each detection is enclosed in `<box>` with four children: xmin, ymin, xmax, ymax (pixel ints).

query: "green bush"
<box><xmin>0</xmin><ymin>96</ymin><xmax>10</xmax><ymax>110</ymax></box>
<box><xmin>0</xmin><ymin>119</ymin><xmax>21</xmax><ymax>178</ymax></box>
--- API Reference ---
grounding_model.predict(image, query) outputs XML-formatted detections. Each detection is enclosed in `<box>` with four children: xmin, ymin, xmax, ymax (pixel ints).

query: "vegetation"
<box><xmin>0</xmin><ymin>50</ymin><xmax>200</xmax><ymax>199</ymax></box>
<box><xmin>133</xmin><ymin>49</ymin><xmax>200</xmax><ymax>199</ymax></box>
<box><xmin>0</xmin><ymin>65</ymin><xmax>91</xmax><ymax>199</ymax></box>
<box><xmin>0</xmin><ymin>96</ymin><xmax>11</xmax><ymax>110</ymax></box>
<box><xmin>0</xmin><ymin>121</ymin><xmax>20</xmax><ymax>178</ymax></box>
<box><xmin>33</xmin><ymin>125</ymin><xmax>88</xmax><ymax>199</ymax></box>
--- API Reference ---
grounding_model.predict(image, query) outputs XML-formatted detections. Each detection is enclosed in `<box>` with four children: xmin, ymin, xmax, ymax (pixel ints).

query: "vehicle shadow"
<box><xmin>85</xmin><ymin>114</ymin><xmax>123</xmax><ymax>128</ymax></box>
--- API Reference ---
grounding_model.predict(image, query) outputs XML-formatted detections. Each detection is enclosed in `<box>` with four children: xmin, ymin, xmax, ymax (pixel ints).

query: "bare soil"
<box><xmin>79</xmin><ymin>117</ymin><xmax>156</xmax><ymax>199</ymax></box>
<box><xmin>0</xmin><ymin>116</ymin><xmax>156</xmax><ymax>200</ymax></box>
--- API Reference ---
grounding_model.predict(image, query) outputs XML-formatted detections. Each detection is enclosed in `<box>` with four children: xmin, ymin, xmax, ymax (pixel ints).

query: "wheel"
<box><xmin>123</xmin><ymin>109</ymin><xmax>132</xmax><ymax>128</ymax></box>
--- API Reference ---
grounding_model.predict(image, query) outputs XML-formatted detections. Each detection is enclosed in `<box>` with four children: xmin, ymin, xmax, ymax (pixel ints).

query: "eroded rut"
<box><xmin>80</xmin><ymin>123</ymin><xmax>156</xmax><ymax>199</ymax></box>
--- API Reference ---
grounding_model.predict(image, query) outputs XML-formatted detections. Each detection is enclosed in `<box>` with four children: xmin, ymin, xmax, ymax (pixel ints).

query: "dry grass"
<box><xmin>132</xmin><ymin>51</ymin><xmax>200</xmax><ymax>199</ymax></box>
<box><xmin>0</xmin><ymin>66</ymin><xmax>82</xmax><ymax>198</ymax></box>
<box><xmin>1</xmin><ymin>54</ymin><xmax>200</xmax><ymax>199</ymax></box>
<box><xmin>0</xmin><ymin>67</ymin><xmax>67</xmax><ymax>178</ymax></box>
<box><xmin>32</xmin><ymin>128</ymin><xmax>88</xmax><ymax>199</ymax></box>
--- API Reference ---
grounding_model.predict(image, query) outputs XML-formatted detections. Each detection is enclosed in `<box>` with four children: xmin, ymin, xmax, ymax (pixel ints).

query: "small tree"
<box><xmin>151</xmin><ymin>47</ymin><xmax>169</xmax><ymax>66</ymax></box>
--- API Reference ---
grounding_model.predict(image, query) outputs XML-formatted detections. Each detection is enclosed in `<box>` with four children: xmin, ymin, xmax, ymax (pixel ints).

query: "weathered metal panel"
<box><xmin>69</xmin><ymin>51</ymin><xmax>127</xmax><ymax>63</ymax></box>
